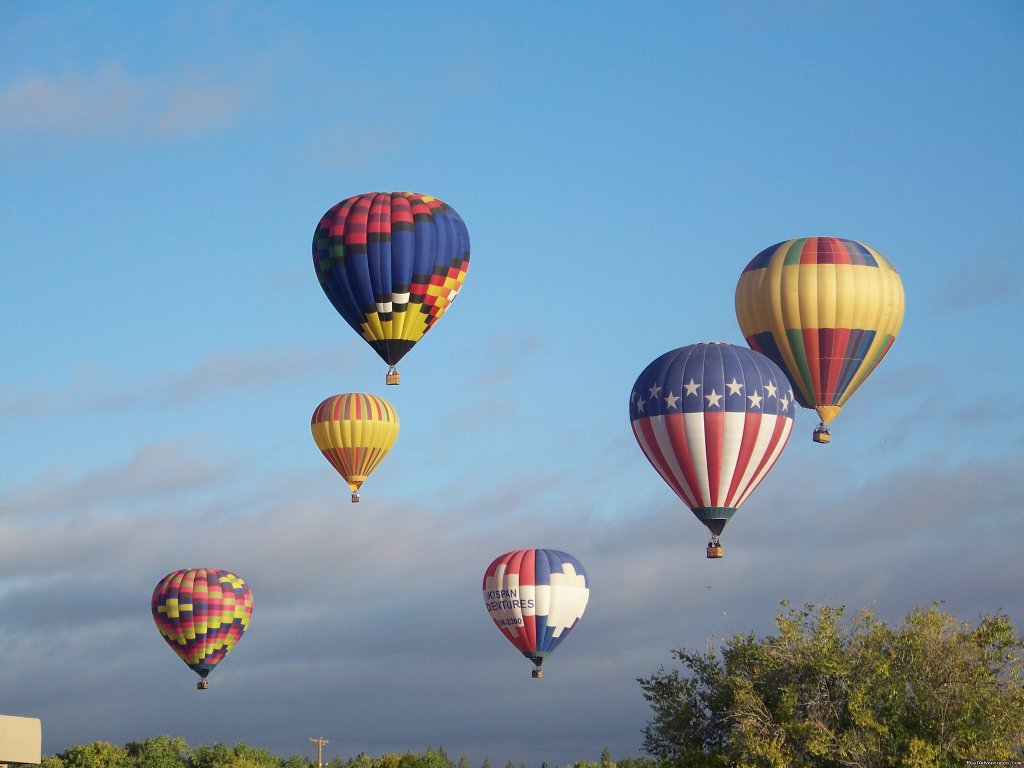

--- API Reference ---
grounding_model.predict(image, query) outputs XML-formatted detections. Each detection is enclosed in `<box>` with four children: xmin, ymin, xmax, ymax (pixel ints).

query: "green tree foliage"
<box><xmin>56</xmin><ymin>741</ymin><xmax>131</xmax><ymax>768</ymax></box>
<box><xmin>638</xmin><ymin>601</ymin><xmax>1024</xmax><ymax>768</ymax></box>
<box><xmin>334</xmin><ymin>754</ymin><xmax>372</xmax><ymax>768</ymax></box>
<box><xmin>615</xmin><ymin>759</ymin><xmax>656</xmax><ymax>768</ymax></box>
<box><xmin>43</xmin><ymin>739</ymin><xmax>648</xmax><ymax>768</ymax></box>
<box><xmin>412</xmin><ymin>748</ymin><xmax>453</xmax><ymax>768</ymax></box>
<box><xmin>188</xmin><ymin>743</ymin><xmax>241</xmax><ymax>768</ymax></box>
<box><xmin>126</xmin><ymin>736</ymin><xmax>188</xmax><ymax>768</ymax></box>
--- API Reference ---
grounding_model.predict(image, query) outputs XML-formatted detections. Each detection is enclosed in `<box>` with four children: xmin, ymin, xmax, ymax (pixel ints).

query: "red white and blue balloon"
<box><xmin>482</xmin><ymin>549</ymin><xmax>589</xmax><ymax>678</ymax></box>
<box><xmin>630</xmin><ymin>342</ymin><xmax>795</xmax><ymax>547</ymax></box>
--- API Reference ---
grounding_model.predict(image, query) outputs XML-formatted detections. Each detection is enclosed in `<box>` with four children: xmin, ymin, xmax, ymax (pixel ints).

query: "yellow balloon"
<box><xmin>311</xmin><ymin>393</ymin><xmax>399</xmax><ymax>501</ymax></box>
<box><xmin>735</xmin><ymin>237</ymin><xmax>905</xmax><ymax>442</ymax></box>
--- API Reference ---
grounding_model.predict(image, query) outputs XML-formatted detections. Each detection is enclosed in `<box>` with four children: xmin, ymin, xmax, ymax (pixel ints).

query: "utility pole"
<box><xmin>309</xmin><ymin>737</ymin><xmax>329</xmax><ymax>768</ymax></box>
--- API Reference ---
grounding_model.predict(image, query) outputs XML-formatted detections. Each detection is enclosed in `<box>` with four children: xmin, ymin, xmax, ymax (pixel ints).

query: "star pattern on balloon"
<box><xmin>629</xmin><ymin>343</ymin><xmax>797</xmax><ymax>551</ymax></box>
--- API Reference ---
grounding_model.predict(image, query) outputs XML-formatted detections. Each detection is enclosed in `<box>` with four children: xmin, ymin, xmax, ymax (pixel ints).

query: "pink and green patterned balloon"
<box><xmin>152</xmin><ymin>568</ymin><xmax>253</xmax><ymax>689</ymax></box>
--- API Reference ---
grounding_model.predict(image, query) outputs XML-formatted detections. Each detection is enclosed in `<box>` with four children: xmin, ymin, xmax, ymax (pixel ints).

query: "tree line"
<box><xmin>41</xmin><ymin>738</ymin><xmax>653</xmax><ymax>768</ymax></box>
<box><xmin>42</xmin><ymin>601</ymin><xmax>1024</xmax><ymax>768</ymax></box>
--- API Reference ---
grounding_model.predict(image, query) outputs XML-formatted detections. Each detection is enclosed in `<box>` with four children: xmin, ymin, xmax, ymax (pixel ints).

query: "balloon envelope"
<box><xmin>151</xmin><ymin>568</ymin><xmax>253</xmax><ymax>686</ymax></box>
<box><xmin>630</xmin><ymin>342</ymin><xmax>794</xmax><ymax>538</ymax></box>
<box><xmin>735</xmin><ymin>237</ymin><xmax>904</xmax><ymax>434</ymax></box>
<box><xmin>483</xmin><ymin>549</ymin><xmax>589</xmax><ymax>676</ymax></box>
<box><xmin>312</xmin><ymin>192</ymin><xmax>470</xmax><ymax>379</ymax></box>
<box><xmin>311</xmin><ymin>393</ymin><xmax>399</xmax><ymax>501</ymax></box>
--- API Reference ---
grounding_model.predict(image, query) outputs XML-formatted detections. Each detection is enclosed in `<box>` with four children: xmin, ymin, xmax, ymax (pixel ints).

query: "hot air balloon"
<box><xmin>312</xmin><ymin>191</ymin><xmax>471</xmax><ymax>385</ymax></box>
<box><xmin>311</xmin><ymin>393</ymin><xmax>399</xmax><ymax>503</ymax></box>
<box><xmin>630</xmin><ymin>342</ymin><xmax>794</xmax><ymax>558</ymax></box>
<box><xmin>151</xmin><ymin>568</ymin><xmax>253</xmax><ymax>690</ymax></box>
<box><xmin>483</xmin><ymin>549</ymin><xmax>589</xmax><ymax>678</ymax></box>
<box><xmin>735</xmin><ymin>237</ymin><xmax>905</xmax><ymax>443</ymax></box>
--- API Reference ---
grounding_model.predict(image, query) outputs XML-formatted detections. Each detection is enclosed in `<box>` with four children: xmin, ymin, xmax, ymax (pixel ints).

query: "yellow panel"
<box><xmin>815</xmin><ymin>262</ymin><xmax>838</xmax><ymax>329</ymax></box>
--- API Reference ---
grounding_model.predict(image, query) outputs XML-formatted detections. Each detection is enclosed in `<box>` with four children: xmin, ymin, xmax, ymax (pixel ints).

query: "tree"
<box><xmin>188</xmin><ymin>743</ymin><xmax>238</xmax><ymax>768</ymax></box>
<box><xmin>187</xmin><ymin>743</ymin><xmax>281</xmax><ymax>768</ymax></box>
<box><xmin>339</xmin><ymin>754</ymin><xmax>374</xmax><ymax>768</ymax></box>
<box><xmin>411</xmin><ymin>750</ymin><xmax>452</xmax><ymax>768</ymax></box>
<box><xmin>57</xmin><ymin>742</ymin><xmax>130</xmax><ymax>768</ymax></box>
<box><xmin>126</xmin><ymin>735</ymin><xmax>188</xmax><ymax>768</ymax></box>
<box><xmin>638</xmin><ymin>601</ymin><xmax>1024</xmax><ymax>768</ymax></box>
<box><xmin>616</xmin><ymin>759</ymin><xmax>656</xmax><ymax>768</ymax></box>
<box><xmin>229</xmin><ymin>744</ymin><xmax>282</xmax><ymax>768</ymax></box>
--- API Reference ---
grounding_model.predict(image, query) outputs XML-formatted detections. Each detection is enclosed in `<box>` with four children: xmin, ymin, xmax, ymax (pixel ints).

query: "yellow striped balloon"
<box><xmin>311</xmin><ymin>393</ymin><xmax>399</xmax><ymax>502</ymax></box>
<box><xmin>735</xmin><ymin>237</ymin><xmax>905</xmax><ymax>442</ymax></box>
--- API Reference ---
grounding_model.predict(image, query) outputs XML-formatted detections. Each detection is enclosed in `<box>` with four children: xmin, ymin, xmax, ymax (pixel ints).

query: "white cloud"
<box><xmin>0</xmin><ymin>61</ymin><xmax>255</xmax><ymax>140</ymax></box>
<box><xmin>0</xmin><ymin>342</ymin><xmax>340</xmax><ymax>419</ymax></box>
<box><xmin>0</xmin><ymin>62</ymin><xmax>146</xmax><ymax>137</ymax></box>
<box><xmin>934</xmin><ymin>247</ymin><xmax>1022</xmax><ymax>310</ymax></box>
<box><xmin>150</xmin><ymin>76</ymin><xmax>255</xmax><ymax>138</ymax></box>
<box><xmin>1</xmin><ymin>437</ymin><xmax>1022</xmax><ymax>764</ymax></box>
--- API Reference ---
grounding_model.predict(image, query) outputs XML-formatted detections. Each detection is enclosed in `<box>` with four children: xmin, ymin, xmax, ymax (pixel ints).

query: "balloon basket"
<box><xmin>351</xmin><ymin>492</ymin><xmax>360</xmax><ymax>503</ymax></box>
<box><xmin>531</xmin><ymin>668</ymin><xmax>543</xmax><ymax>679</ymax></box>
<box><xmin>813</xmin><ymin>426</ymin><xmax>831</xmax><ymax>444</ymax></box>
<box><xmin>197</xmin><ymin>679</ymin><xmax>209</xmax><ymax>690</ymax></box>
<box><xmin>707</xmin><ymin>540</ymin><xmax>723</xmax><ymax>559</ymax></box>
<box><xmin>386</xmin><ymin>368</ymin><xmax>400</xmax><ymax>385</ymax></box>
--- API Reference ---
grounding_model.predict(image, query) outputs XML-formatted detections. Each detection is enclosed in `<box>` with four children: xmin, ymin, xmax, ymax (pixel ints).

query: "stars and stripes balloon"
<box><xmin>483</xmin><ymin>549</ymin><xmax>590</xmax><ymax>678</ymax></box>
<box><xmin>311</xmin><ymin>393</ymin><xmax>399</xmax><ymax>503</ymax></box>
<box><xmin>630</xmin><ymin>342</ymin><xmax>795</xmax><ymax>558</ymax></box>
<box><xmin>735</xmin><ymin>237</ymin><xmax>905</xmax><ymax>443</ymax></box>
<box><xmin>151</xmin><ymin>568</ymin><xmax>253</xmax><ymax>690</ymax></box>
<box><xmin>312</xmin><ymin>191</ymin><xmax>471</xmax><ymax>385</ymax></box>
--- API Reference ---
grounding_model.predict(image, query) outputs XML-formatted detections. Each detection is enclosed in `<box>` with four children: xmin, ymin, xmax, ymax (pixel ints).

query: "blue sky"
<box><xmin>1</xmin><ymin>1</ymin><xmax>1022</xmax><ymax>765</ymax></box>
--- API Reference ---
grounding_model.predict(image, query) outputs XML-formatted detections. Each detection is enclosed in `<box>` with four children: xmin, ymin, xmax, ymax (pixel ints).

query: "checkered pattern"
<box><xmin>312</xmin><ymin>191</ymin><xmax>471</xmax><ymax>368</ymax></box>
<box><xmin>152</xmin><ymin>568</ymin><xmax>253</xmax><ymax>682</ymax></box>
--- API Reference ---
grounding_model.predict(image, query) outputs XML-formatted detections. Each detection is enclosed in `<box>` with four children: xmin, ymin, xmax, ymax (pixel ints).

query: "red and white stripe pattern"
<box><xmin>630</xmin><ymin>343</ymin><xmax>795</xmax><ymax>526</ymax></box>
<box><xmin>632</xmin><ymin>408</ymin><xmax>792</xmax><ymax>510</ymax></box>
